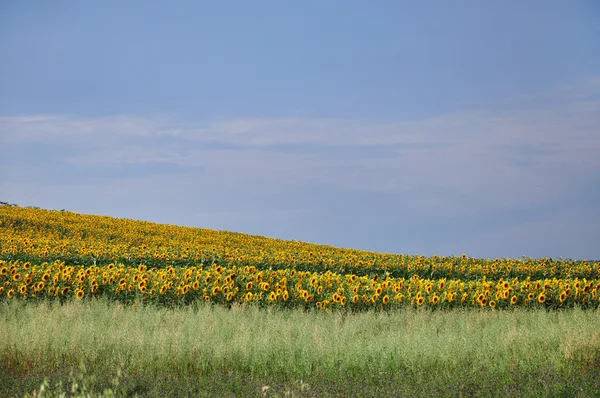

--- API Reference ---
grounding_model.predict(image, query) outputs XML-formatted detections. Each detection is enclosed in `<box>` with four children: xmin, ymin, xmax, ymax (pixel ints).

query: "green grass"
<box><xmin>2</xmin><ymin>299</ymin><xmax>600</xmax><ymax>397</ymax></box>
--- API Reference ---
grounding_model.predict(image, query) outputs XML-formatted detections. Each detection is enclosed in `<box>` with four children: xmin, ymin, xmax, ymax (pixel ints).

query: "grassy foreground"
<box><xmin>2</xmin><ymin>300</ymin><xmax>600</xmax><ymax>397</ymax></box>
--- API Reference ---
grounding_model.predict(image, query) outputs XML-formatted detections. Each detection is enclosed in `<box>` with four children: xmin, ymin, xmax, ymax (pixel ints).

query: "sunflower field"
<box><xmin>2</xmin><ymin>205</ymin><xmax>599</xmax><ymax>311</ymax></box>
<box><xmin>3</xmin><ymin>205</ymin><xmax>600</xmax><ymax>397</ymax></box>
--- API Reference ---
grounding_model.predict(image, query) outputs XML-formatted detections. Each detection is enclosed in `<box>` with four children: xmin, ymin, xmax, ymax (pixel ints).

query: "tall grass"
<box><xmin>2</xmin><ymin>299</ymin><xmax>600</xmax><ymax>397</ymax></box>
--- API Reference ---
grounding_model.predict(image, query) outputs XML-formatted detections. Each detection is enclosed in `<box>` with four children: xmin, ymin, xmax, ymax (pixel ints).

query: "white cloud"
<box><xmin>0</xmin><ymin>114</ymin><xmax>165</xmax><ymax>143</ymax></box>
<box><xmin>1</xmin><ymin>88</ymin><xmax>599</xmax><ymax>217</ymax></box>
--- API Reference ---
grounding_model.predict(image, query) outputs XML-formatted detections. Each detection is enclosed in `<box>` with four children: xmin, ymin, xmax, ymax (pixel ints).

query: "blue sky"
<box><xmin>1</xmin><ymin>1</ymin><xmax>599</xmax><ymax>259</ymax></box>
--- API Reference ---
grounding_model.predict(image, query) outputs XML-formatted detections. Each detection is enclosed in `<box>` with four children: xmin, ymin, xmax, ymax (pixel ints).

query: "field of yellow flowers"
<box><xmin>2</xmin><ymin>205</ymin><xmax>599</xmax><ymax>311</ymax></box>
<box><xmin>3</xmin><ymin>205</ymin><xmax>600</xmax><ymax>397</ymax></box>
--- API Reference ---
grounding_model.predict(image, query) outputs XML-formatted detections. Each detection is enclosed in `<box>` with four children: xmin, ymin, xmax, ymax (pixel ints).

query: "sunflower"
<box><xmin>382</xmin><ymin>295</ymin><xmax>390</xmax><ymax>305</ymax></box>
<box><xmin>527</xmin><ymin>292</ymin><xmax>535</xmax><ymax>301</ymax></box>
<box><xmin>246</xmin><ymin>281</ymin><xmax>253</xmax><ymax>290</ymax></box>
<box><xmin>12</xmin><ymin>273</ymin><xmax>21</xmax><ymax>282</ymax></box>
<box><xmin>559</xmin><ymin>292</ymin><xmax>567</xmax><ymax>303</ymax></box>
<box><xmin>489</xmin><ymin>300</ymin><xmax>496</xmax><ymax>309</ymax></box>
<box><xmin>583</xmin><ymin>284</ymin><xmax>591</xmax><ymax>293</ymax></box>
<box><xmin>317</xmin><ymin>285</ymin><xmax>323</xmax><ymax>295</ymax></box>
<box><xmin>212</xmin><ymin>286</ymin><xmax>220</xmax><ymax>295</ymax></box>
<box><xmin>511</xmin><ymin>295</ymin><xmax>518</xmax><ymax>305</ymax></box>
<box><xmin>431</xmin><ymin>294</ymin><xmax>439</xmax><ymax>305</ymax></box>
<box><xmin>268</xmin><ymin>291</ymin><xmax>277</xmax><ymax>302</ymax></box>
<box><xmin>245</xmin><ymin>292</ymin><xmax>253</xmax><ymax>301</ymax></box>
<box><xmin>416</xmin><ymin>296</ymin><xmax>425</xmax><ymax>306</ymax></box>
<box><xmin>282</xmin><ymin>291</ymin><xmax>289</xmax><ymax>301</ymax></box>
<box><xmin>438</xmin><ymin>280</ymin><xmax>445</xmax><ymax>291</ymax></box>
<box><xmin>75</xmin><ymin>289</ymin><xmax>84</xmax><ymax>300</ymax></box>
<box><xmin>538</xmin><ymin>293</ymin><xmax>546</xmax><ymax>304</ymax></box>
<box><xmin>461</xmin><ymin>293</ymin><xmax>468</xmax><ymax>303</ymax></box>
<box><xmin>351</xmin><ymin>295</ymin><xmax>359</xmax><ymax>304</ymax></box>
<box><xmin>7</xmin><ymin>289</ymin><xmax>15</xmax><ymax>299</ymax></box>
<box><xmin>340</xmin><ymin>296</ymin><xmax>347</xmax><ymax>306</ymax></box>
<box><xmin>61</xmin><ymin>287</ymin><xmax>70</xmax><ymax>295</ymax></box>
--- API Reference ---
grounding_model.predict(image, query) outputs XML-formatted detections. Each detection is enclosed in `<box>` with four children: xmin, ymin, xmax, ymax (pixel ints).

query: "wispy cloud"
<box><xmin>1</xmin><ymin>81</ymin><xmax>599</xmax><ymax>219</ymax></box>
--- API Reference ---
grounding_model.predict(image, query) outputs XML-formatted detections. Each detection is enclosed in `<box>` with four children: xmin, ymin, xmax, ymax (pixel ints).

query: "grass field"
<box><xmin>2</xmin><ymin>299</ymin><xmax>600</xmax><ymax>397</ymax></box>
<box><xmin>1</xmin><ymin>205</ymin><xmax>600</xmax><ymax>396</ymax></box>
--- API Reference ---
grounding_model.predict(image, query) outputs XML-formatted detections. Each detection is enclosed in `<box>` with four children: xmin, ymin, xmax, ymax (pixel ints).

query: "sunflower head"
<box><xmin>538</xmin><ymin>293</ymin><xmax>546</xmax><ymax>304</ymax></box>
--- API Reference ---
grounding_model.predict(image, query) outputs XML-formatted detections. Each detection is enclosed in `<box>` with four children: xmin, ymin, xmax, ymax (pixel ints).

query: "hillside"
<box><xmin>1</xmin><ymin>205</ymin><xmax>599</xmax><ymax>310</ymax></box>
